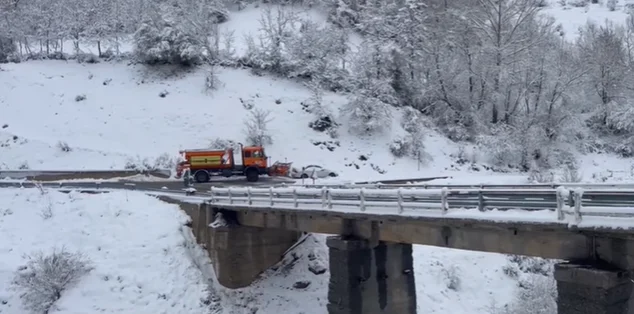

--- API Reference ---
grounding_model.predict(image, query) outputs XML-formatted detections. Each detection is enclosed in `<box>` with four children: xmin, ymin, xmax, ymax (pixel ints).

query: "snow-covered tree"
<box><xmin>285</xmin><ymin>19</ymin><xmax>350</xmax><ymax>90</ymax></box>
<box><xmin>132</xmin><ymin>1</ymin><xmax>205</xmax><ymax>66</ymax></box>
<box><xmin>242</xmin><ymin>6</ymin><xmax>297</xmax><ymax>73</ymax></box>
<box><xmin>341</xmin><ymin>81</ymin><xmax>393</xmax><ymax>136</ymax></box>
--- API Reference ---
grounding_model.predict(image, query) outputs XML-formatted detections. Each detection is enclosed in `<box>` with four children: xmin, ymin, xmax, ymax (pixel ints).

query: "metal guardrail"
<box><xmin>208</xmin><ymin>186</ymin><xmax>634</xmax><ymax>224</ymax></box>
<box><xmin>0</xmin><ymin>180</ymin><xmax>180</xmax><ymax>193</ymax></box>
<box><xmin>2</xmin><ymin>175</ymin><xmax>634</xmax><ymax>225</ymax></box>
<box><xmin>280</xmin><ymin>182</ymin><xmax>634</xmax><ymax>190</ymax></box>
<box><xmin>0</xmin><ymin>169</ymin><xmax>172</xmax><ymax>180</ymax></box>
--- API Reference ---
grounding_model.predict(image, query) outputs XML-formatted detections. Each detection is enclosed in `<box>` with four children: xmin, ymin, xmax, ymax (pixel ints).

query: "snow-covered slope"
<box><xmin>0</xmin><ymin>60</ymin><xmax>463</xmax><ymax>181</ymax></box>
<box><xmin>543</xmin><ymin>0</ymin><xmax>634</xmax><ymax>41</ymax></box>
<box><xmin>0</xmin><ymin>189</ymin><xmax>213</xmax><ymax>314</ymax></box>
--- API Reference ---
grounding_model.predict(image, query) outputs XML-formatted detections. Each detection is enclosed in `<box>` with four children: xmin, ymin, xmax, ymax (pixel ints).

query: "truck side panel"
<box><xmin>185</xmin><ymin>150</ymin><xmax>234</xmax><ymax>173</ymax></box>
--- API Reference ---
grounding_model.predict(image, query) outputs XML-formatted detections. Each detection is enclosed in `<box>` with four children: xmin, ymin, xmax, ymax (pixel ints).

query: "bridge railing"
<box><xmin>276</xmin><ymin>182</ymin><xmax>634</xmax><ymax>190</ymax></box>
<box><xmin>208</xmin><ymin>186</ymin><xmax>634</xmax><ymax>224</ymax></box>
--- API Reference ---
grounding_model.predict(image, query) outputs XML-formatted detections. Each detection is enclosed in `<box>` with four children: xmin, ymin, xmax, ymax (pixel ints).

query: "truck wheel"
<box><xmin>194</xmin><ymin>171</ymin><xmax>210</xmax><ymax>183</ymax></box>
<box><xmin>246</xmin><ymin>168</ymin><xmax>259</xmax><ymax>182</ymax></box>
<box><xmin>301</xmin><ymin>173</ymin><xmax>309</xmax><ymax>179</ymax></box>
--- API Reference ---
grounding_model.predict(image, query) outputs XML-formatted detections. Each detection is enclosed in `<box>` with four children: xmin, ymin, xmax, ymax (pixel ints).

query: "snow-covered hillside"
<box><xmin>0</xmin><ymin>189</ymin><xmax>213</xmax><ymax>314</ymax></box>
<box><xmin>0</xmin><ymin>60</ymin><xmax>461</xmax><ymax>181</ymax></box>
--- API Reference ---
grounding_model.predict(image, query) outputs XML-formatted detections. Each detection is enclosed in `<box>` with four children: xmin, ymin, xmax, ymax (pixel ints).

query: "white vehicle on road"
<box><xmin>293</xmin><ymin>165</ymin><xmax>338</xmax><ymax>179</ymax></box>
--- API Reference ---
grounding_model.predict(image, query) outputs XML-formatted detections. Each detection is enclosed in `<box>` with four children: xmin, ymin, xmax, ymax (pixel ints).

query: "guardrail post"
<box><xmin>573</xmin><ymin>188</ymin><xmax>583</xmax><ymax>223</ymax></box>
<box><xmin>293</xmin><ymin>188</ymin><xmax>298</xmax><ymax>208</ymax></box>
<box><xmin>210</xmin><ymin>187</ymin><xmax>215</xmax><ymax>203</ymax></box>
<box><xmin>228</xmin><ymin>187</ymin><xmax>233</xmax><ymax>204</ymax></box>
<box><xmin>247</xmin><ymin>187</ymin><xmax>252</xmax><ymax>205</ymax></box>
<box><xmin>327</xmin><ymin>188</ymin><xmax>333</xmax><ymax>209</ymax></box>
<box><xmin>359</xmin><ymin>188</ymin><xmax>366</xmax><ymax>212</ymax></box>
<box><xmin>397</xmin><ymin>188</ymin><xmax>404</xmax><ymax>213</ymax></box>
<box><xmin>441</xmin><ymin>187</ymin><xmax>449</xmax><ymax>214</ymax></box>
<box><xmin>477</xmin><ymin>190</ymin><xmax>484</xmax><ymax>212</ymax></box>
<box><xmin>321</xmin><ymin>187</ymin><xmax>327</xmax><ymax>208</ymax></box>
<box><xmin>269</xmin><ymin>187</ymin><xmax>274</xmax><ymax>206</ymax></box>
<box><xmin>556</xmin><ymin>187</ymin><xmax>565</xmax><ymax>221</ymax></box>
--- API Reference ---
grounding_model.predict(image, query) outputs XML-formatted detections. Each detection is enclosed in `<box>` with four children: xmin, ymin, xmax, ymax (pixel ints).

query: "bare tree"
<box><xmin>243</xmin><ymin>108</ymin><xmax>274</xmax><ymax>146</ymax></box>
<box><xmin>468</xmin><ymin>0</ymin><xmax>551</xmax><ymax>123</ymax></box>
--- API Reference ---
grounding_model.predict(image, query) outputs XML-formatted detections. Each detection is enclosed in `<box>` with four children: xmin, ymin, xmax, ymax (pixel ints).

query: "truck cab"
<box><xmin>242</xmin><ymin>146</ymin><xmax>267</xmax><ymax>168</ymax></box>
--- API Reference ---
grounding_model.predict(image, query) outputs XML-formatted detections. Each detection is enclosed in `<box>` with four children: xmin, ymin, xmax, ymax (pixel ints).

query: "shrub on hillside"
<box><xmin>607</xmin><ymin>0</ymin><xmax>617</xmax><ymax>11</ymax></box>
<box><xmin>209</xmin><ymin>138</ymin><xmax>238</xmax><ymax>150</ymax></box>
<box><xmin>389</xmin><ymin>137</ymin><xmax>410</xmax><ymax>158</ymax></box>
<box><xmin>56</xmin><ymin>141</ymin><xmax>72</xmax><ymax>152</ymax></box>
<box><xmin>559</xmin><ymin>163</ymin><xmax>583</xmax><ymax>183</ymax></box>
<box><xmin>389</xmin><ymin>132</ymin><xmax>426</xmax><ymax>161</ymax></box>
<box><xmin>76</xmin><ymin>53</ymin><xmax>99</xmax><ymax>64</ymax></box>
<box><xmin>12</xmin><ymin>248</ymin><xmax>93</xmax><ymax>314</ymax></box>
<box><xmin>125</xmin><ymin>153</ymin><xmax>177</xmax><ymax>171</ymax></box>
<box><xmin>0</xmin><ymin>36</ymin><xmax>16</xmax><ymax>63</ymax></box>
<box><xmin>497</xmin><ymin>256</ymin><xmax>556</xmax><ymax>314</ymax></box>
<box><xmin>304</xmin><ymin>81</ymin><xmax>339</xmax><ymax>136</ymax></box>
<box><xmin>494</xmin><ymin>275</ymin><xmax>556</xmax><ymax>314</ymax></box>
<box><xmin>567</xmin><ymin>0</ymin><xmax>589</xmax><ymax>7</ymax></box>
<box><xmin>341</xmin><ymin>93</ymin><xmax>392</xmax><ymax>136</ymax></box>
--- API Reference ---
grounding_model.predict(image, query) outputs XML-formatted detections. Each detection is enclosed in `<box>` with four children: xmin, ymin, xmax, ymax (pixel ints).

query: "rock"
<box><xmin>308</xmin><ymin>263</ymin><xmax>327</xmax><ymax>275</ymax></box>
<box><xmin>307</xmin><ymin>252</ymin><xmax>317</xmax><ymax>261</ymax></box>
<box><xmin>293</xmin><ymin>280</ymin><xmax>311</xmax><ymax>289</ymax></box>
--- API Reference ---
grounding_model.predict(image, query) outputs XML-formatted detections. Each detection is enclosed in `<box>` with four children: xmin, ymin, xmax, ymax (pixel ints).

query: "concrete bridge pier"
<box><xmin>326</xmin><ymin>236</ymin><xmax>417</xmax><ymax>314</ymax></box>
<box><xmin>189</xmin><ymin>204</ymin><xmax>302</xmax><ymax>289</ymax></box>
<box><xmin>555</xmin><ymin>263</ymin><xmax>633</xmax><ymax>314</ymax></box>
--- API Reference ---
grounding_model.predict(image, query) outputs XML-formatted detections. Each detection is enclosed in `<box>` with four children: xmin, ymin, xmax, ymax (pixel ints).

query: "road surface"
<box><xmin>0</xmin><ymin>176</ymin><xmax>299</xmax><ymax>196</ymax></box>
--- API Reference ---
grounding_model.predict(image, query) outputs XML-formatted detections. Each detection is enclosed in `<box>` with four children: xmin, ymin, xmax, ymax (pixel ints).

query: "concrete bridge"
<box><xmin>8</xmin><ymin>170</ymin><xmax>634</xmax><ymax>313</ymax></box>
<box><xmin>156</xmin><ymin>186</ymin><xmax>634</xmax><ymax>314</ymax></box>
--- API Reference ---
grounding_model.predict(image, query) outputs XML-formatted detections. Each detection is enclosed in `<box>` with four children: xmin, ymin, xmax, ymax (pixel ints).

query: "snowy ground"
<box><xmin>0</xmin><ymin>189</ymin><xmax>214</xmax><ymax>314</ymax></box>
<box><xmin>543</xmin><ymin>0</ymin><xmax>634</xmax><ymax>41</ymax></box>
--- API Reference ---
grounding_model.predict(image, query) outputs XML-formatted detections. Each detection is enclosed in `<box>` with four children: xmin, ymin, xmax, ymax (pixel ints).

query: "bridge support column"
<box><xmin>326</xmin><ymin>236</ymin><xmax>417</xmax><ymax>314</ymax></box>
<box><xmin>208</xmin><ymin>225</ymin><xmax>302</xmax><ymax>289</ymax></box>
<box><xmin>207</xmin><ymin>224</ymin><xmax>302</xmax><ymax>289</ymax></box>
<box><xmin>555</xmin><ymin>263</ymin><xmax>633</xmax><ymax>314</ymax></box>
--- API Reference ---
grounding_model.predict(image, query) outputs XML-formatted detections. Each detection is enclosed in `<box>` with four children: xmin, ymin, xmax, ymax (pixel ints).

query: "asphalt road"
<box><xmin>0</xmin><ymin>176</ymin><xmax>299</xmax><ymax>196</ymax></box>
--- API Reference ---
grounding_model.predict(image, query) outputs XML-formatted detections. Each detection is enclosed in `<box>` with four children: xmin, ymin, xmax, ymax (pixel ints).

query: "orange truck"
<box><xmin>175</xmin><ymin>144</ymin><xmax>286</xmax><ymax>183</ymax></box>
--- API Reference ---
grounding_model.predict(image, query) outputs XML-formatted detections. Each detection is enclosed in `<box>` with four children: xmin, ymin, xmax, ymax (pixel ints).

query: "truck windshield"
<box><xmin>253</xmin><ymin>151</ymin><xmax>263</xmax><ymax>158</ymax></box>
